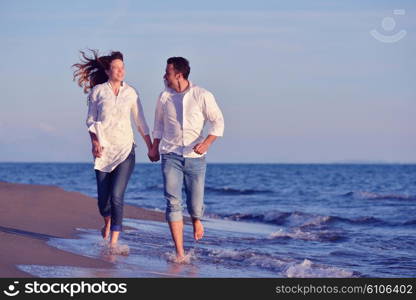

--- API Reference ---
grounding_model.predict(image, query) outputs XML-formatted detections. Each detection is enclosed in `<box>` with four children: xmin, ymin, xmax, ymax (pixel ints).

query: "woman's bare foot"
<box><xmin>101</xmin><ymin>216</ymin><xmax>111</xmax><ymax>240</ymax></box>
<box><xmin>101</xmin><ymin>226</ymin><xmax>110</xmax><ymax>240</ymax></box>
<box><xmin>110</xmin><ymin>231</ymin><xmax>120</xmax><ymax>245</ymax></box>
<box><xmin>106</xmin><ymin>242</ymin><xmax>129</xmax><ymax>256</ymax></box>
<box><xmin>192</xmin><ymin>219</ymin><xmax>204</xmax><ymax>241</ymax></box>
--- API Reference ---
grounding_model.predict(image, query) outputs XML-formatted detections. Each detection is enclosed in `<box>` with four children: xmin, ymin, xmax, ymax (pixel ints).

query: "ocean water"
<box><xmin>1</xmin><ymin>162</ymin><xmax>415</xmax><ymax>277</ymax></box>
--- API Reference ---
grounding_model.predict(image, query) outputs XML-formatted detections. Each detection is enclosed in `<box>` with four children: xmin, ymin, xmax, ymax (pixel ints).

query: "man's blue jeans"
<box><xmin>95</xmin><ymin>145</ymin><xmax>135</xmax><ymax>231</ymax></box>
<box><xmin>161</xmin><ymin>152</ymin><xmax>206</xmax><ymax>222</ymax></box>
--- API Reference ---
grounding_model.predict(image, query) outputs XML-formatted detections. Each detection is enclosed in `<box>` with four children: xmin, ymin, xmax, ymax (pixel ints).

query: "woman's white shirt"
<box><xmin>86</xmin><ymin>81</ymin><xmax>149</xmax><ymax>172</ymax></box>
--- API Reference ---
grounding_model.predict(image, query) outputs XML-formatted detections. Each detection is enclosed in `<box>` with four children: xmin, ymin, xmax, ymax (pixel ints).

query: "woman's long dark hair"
<box><xmin>72</xmin><ymin>49</ymin><xmax>123</xmax><ymax>94</ymax></box>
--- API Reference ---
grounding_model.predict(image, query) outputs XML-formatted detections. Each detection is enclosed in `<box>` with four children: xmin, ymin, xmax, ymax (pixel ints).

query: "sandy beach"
<box><xmin>0</xmin><ymin>181</ymin><xmax>167</xmax><ymax>277</ymax></box>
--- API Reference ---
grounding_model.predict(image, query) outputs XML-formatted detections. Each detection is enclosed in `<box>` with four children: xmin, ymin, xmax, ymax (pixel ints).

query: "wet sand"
<box><xmin>0</xmin><ymin>181</ymin><xmax>167</xmax><ymax>277</ymax></box>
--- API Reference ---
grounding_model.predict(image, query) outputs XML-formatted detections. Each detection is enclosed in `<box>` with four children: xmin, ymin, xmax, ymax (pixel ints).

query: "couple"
<box><xmin>72</xmin><ymin>50</ymin><xmax>224</xmax><ymax>262</ymax></box>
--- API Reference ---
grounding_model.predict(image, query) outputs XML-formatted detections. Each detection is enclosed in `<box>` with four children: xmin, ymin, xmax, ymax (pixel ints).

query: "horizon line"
<box><xmin>1</xmin><ymin>161</ymin><xmax>416</xmax><ymax>165</ymax></box>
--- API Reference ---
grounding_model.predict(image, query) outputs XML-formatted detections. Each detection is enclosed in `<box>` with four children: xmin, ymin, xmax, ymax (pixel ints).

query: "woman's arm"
<box><xmin>132</xmin><ymin>93</ymin><xmax>152</xmax><ymax>151</ymax></box>
<box><xmin>89</xmin><ymin>131</ymin><xmax>103</xmax><ymax>158</ymax></box>
<box><xmin>148</xmin><ymin>93</ymin><xmax>165</xmax><ymax>162</ymax></box>
<box><xmin>86</xmin><ymin>91</ymin><xmax>103</xmax><ymax>158</ymax></box>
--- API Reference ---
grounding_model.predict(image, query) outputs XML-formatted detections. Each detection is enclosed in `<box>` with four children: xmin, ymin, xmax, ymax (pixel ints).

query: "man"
<box><xmin>148</xmin><ymin>57</ymin><xmax>224</xmax><ymax>262</ymax></box>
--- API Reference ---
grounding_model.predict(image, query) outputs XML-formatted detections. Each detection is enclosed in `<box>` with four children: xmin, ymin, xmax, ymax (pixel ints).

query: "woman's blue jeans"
<box><xmin>95</xmin><ymin>146</ymin><xmax>135</xmax><ymax>232</ymax></box>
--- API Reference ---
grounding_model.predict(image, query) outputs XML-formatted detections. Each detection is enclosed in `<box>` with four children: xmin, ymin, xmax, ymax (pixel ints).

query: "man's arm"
<box><xmin>193</xmin><ymin>91</ymin><xmax>224</xmax><ymax>155</ymax></box>
<box><xmin>193</xmin><ymin>135</ymin><xmax>218</xmax><ymax>155</ymax></box>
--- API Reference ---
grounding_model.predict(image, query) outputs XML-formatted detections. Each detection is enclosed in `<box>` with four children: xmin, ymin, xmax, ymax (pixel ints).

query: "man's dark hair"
<box><xmin>167</xmin><ymin>57</ymin><xmax>190</xmax><ymax>79</ymax></box>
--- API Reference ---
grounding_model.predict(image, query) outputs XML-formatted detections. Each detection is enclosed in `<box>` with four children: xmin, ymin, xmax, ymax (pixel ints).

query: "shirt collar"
<box><xmin>107</xmin><ymin>80</ymin><xmax>124</xmax><ymax>89</ymax></box>
<box><xmin>166</xmin><ymin>80</ymin><xmax>194</xmax><ymax>94</ymax></box>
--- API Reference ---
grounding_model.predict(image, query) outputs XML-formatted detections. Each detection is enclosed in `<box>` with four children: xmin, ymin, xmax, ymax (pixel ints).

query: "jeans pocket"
<box><xmin>197</xmin><ymin>155</ymin><xmax>206</xmax><ymax>163</ymax></box>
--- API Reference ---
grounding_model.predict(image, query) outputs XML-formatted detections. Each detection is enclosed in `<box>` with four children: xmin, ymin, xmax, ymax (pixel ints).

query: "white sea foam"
<box><xmin>269</xmin><ymin>226</ymin><xmax>342</xmax><ymax>242</ymax></box>
<box><xmin>208</xmin><ymin>248</ymin><xmax>289</xmax><ymax>271</ymax></box>
<box><xmin>209</xmin><ymin>249</ymin><xmax>245</xmax><ymax>259</ymax></box>
<box><xmin>165</xmin><ymin>249</ymin><xmax>196</xmax><ymax>264</ymax></box>
<box><xmin>285</xmin><ymin>259</ymin><xmax>353</xmax><ymax>278</ymax></box>
<box><xmin>103</xmin><ymin>243</ymin><xmax>130</xmax><ymax>256</ymax></box>
<box><xmin>301</xmin><ymin>215</ymin><xmax>332</xmax><ymax>227</ymax></box>
<box><xmin>348</xmin><ymin>191</ymin><xmax>416</xmax><ymax>201</ymax></box>
<box><xmin>206</xmin><ymin>248</ymin><xmax>353</xmax><ymax>277</ymax></box>
<box><xmin>269</xmin><ymin>229</ymin><xmax>320</xmax><ymax>241</ymax></box>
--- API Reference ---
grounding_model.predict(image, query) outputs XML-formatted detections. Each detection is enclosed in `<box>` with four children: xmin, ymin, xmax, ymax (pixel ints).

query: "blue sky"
<box><xmin>0</xmin><ymin>0</ymin><xmax>415</xmax><ymax>163</ymax></box>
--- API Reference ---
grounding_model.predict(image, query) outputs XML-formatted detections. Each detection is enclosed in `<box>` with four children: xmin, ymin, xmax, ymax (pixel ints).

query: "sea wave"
<box><xmin>284</xmin><ymin>259</ymin><xmax>354</xmax><ymax>278</ymax></box>
<box><xmin>342</xmin><ymin>191</ymin><xmax>416</xmax><ymax>201</ymax></box>
<box><xmin>206</xmin><ymin>249</ymin><xmax>355</xmax><ymax>277</ymax></box>
<box><xmin>402</xmin><ymin>219</ymin><xmax>416</xmax><ymax>226</ymax></box>
<box><xmin>221</xmin><ymin>211</ymin><xmax>389</xmax><ymax>227</ymax></box>
<box><xmin>205</xmin><ymin>186</ymin><xmax>274</xmax><ymax>195</ymax></box>
<box><xmin>218</xmin><ymin>210</ymin><xmax>410</xmax><ymax>242</ymax></box>
<box><xmin>221</xmin><ymin>211</ymin><xmax>291</xmax><ymax>224</ymax></box>
<box><xmin>144</xmin><ymin>185</ymin><xmax>274</xmax><ymax>195</ymax></box>
<box><xmin>269</xmin><ymin>228</ymin><xmax>344</xmax><ymax>242</ymax></box>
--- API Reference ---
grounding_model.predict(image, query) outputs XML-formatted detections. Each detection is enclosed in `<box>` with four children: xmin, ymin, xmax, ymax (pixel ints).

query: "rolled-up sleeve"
<box><xmin>203</xmin><ymin>91</ymin><xmax>224</xmax><ymax>137</ymax></box>
<box><xmin>85</xmin><ymin>87</ymin><xmax>107</xmax><ymax>146</ymax></box>
<box><xmin>152</xmin><ymin>93</ymin><xmax>164</xmax><ymax>139</ymax></box>
<box><xmin>131</xmin><ymin>92</ymin><xmax>150</xmax><ymax>137</ymax></box>
<box><xmin>86</xmin><ymin>89</ymin><xmax>98</xmax><ymax>134</ymax></box>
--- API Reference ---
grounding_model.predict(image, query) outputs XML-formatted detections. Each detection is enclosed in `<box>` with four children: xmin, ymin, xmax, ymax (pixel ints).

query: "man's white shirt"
<box><xmin>152</xmin><ymin>81</ymin><xmax>224</xmax><ymax>158</ymax></box>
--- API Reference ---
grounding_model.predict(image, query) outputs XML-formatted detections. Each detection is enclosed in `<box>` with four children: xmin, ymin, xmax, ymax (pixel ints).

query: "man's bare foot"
<box><xmin>175</xmin><ymin>255</ymin><xmax>186</xmax><ymax>263</ymax></box>
<box><xmin>101</xmin><ymin>225</ymin><xmax>110</xmax><ymax>240</ymax></box>
<box><xmin>192</xmin><ymin>219</ymin><xmax>204</xmax><ymax>241</ymax></box>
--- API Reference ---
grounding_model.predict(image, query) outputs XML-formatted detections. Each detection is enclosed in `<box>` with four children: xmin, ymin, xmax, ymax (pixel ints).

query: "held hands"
<box><xmin>148</xmin><ymin>145</ymin><xmax>160</xmax><ymax>162</ymax></box>
<box><xmin>146</xmin><ymin>139</ymin><xmax>211</xmax><ymax>161</ymax></box>
<box><xmin>92</xmin><ymin>141</ymin><xmax>104</xmax><ymax>158</ymax></box>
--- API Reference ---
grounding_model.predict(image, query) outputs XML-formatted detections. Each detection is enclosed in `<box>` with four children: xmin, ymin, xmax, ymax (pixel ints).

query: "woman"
<box><xmin>72</xmin><ymin>50</ymin><xmax>152</xmax><ymax>247</ymax></box>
